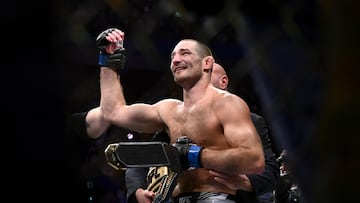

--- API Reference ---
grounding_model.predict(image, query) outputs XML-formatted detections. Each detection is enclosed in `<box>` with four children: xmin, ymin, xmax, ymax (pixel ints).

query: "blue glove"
<box><xmin>96</xmin><ymin>28</ymin><xmax>125</xmax><ymax>71</ymax></box>
<box><xmin>172</xmin><ymin>136</ymin><xmax>203</xmax><ymax>170</ymax></box>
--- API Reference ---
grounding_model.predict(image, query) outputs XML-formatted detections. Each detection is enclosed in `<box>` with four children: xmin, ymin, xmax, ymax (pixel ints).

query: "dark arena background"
<box><xmin>11</xmin><ymin>0</ymin><xmax>360</xmax><ymax>202</ymax></box>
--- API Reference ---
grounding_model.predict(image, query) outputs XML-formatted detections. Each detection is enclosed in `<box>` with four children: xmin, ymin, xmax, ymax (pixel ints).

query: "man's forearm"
<box><xmin>202</xmin><ymin>147</ymin><xmax>265</xmax><ymax>175</ymax></box>
<box><xmin>100</xmin><ymin>68</ymin><xmax>126</xmax><ymax>121</ymax></box>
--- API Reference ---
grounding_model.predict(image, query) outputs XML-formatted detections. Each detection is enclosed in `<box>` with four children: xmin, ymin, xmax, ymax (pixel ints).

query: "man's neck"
<box><xmin>183</xmin><ymin>83</ymin><xmax>214</xmax><ymax>107</ymax></box>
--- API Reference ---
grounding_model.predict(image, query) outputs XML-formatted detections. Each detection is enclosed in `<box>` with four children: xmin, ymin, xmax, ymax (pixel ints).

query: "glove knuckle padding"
<box><xmin>96</xmin><ymin>28</ymin><xmax>115</xmax><ymax>53</ymax></box>
<box><xmin>96</xmin><ymin>28</ymin><xmax>126</xmax><ymax>71</ymax></box>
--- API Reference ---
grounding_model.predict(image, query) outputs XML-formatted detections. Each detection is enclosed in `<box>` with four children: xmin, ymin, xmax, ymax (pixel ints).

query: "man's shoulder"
<box><xmin>156</xmin><ymin>98</ymin><xmax>183</xmax><ymax>111</ymax></box>
<box><xmin>157</xmin><ymin>98</ymin><xmax>183</xmax><ymax>105</ymax></box>
<box><xmin>217</xmin><ymin>90</ymin><xmax>249</xmax><ymax>108</ymax></box>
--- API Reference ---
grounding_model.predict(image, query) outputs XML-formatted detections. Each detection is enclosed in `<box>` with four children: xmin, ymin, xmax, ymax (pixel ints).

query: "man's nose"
<box><xmin>171</xmin><ymin>54</ymin><xmax>182</xmax><ymax>63</ymax></box>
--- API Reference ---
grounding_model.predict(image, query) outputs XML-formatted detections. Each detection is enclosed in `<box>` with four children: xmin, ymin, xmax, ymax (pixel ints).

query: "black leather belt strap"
<box><xmin>104</xmin><ymin>141</ymin><xmax>182</xmax><ymax>172</ymax></box>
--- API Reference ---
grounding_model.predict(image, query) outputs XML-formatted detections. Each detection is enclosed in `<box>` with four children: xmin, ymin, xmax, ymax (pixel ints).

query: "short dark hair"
<box><xmin>180</xmin><ymin>39</ymin><xmax>212</xmax><ymax>58</ymax></box>
<box><xmin>195</xmin><ymin>40</ymin><xmax>213</xmax><ymax>58</ymax></box>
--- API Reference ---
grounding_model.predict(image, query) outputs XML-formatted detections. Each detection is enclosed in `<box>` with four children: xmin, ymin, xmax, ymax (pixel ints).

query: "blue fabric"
<box><xmin>98</xmin><ymin>53</ymin><xmax>108</xmax><ymax>66</ymax></box>
<box><xmin>188</xmin><ymin>145</ymin><xmax>202</xmax><ymax>168</ymax></box>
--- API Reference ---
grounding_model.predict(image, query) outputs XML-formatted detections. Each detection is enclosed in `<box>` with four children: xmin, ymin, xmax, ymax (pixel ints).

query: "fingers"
<box><xmin>213</xmin><ymin>176</ymin><xmax>238</xmax><ymax>190</ymax></box>
<box><xmin>144</xmin><ymin>190</ymin><xmax>156</xmax><ymax>198</ymax></box>
<box><xmin>209</xmin><ymin>170</ymin><xmax>231</xmax><ymax>179</ymax></box>
<box><xmin>135</xmin><ymin>189</ymin><xmax>156</xmax><ymax>203</ymax></box>
<box><xmin>105</xmin><ymin>29</ymin><xmax>125</xmax><ymax>43</ymax></box>
<box><xmin>209</xmin><ymin>170</ymin><xmax>240</xmax><ymax>190</ymax></box>
<box><xmin>103</xmin><ymin>29</ymin><xmax>125</xmax><ymax>54</ymax></box>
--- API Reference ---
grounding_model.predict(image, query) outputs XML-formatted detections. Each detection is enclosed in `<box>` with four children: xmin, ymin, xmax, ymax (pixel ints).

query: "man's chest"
<box><xmin>166</xmin><ymin>105</ymin><xmax>221</xmax><ymax>144</ymax></box>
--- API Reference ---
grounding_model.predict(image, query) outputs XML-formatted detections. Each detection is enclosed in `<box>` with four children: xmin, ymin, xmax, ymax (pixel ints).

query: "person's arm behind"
<box><xmin>85</xmin><ymin>107</ymin><xmax>111</xmax><ymax>139</ymax></box>
<box><xmin>68</xmin><ymin>108</ymin><xmax>106</xmax><ymax>140</ymax></box>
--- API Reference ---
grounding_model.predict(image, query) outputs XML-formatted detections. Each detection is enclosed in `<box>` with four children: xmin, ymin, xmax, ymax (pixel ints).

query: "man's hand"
<box><xmin>135</xmin><ymin>188</ymin><xmax>156</xmax><ymax>203</ymax></box>
<box><xmin>172</xmin><ymin>136</ymin><xmax>203</xmax><ymax>170</ymax></box>
<box><xmin>96</xmin><ymin>28</ymin><xmax>126</xmax><ymax>71</ymax></box>
<box><xmin>209</xmin><ymin>170</ymin><xmax>253</xmax><ymax>192</ymax></box>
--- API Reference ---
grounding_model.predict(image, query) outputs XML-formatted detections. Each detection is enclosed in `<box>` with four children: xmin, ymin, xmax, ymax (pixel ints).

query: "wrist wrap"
<box><xmin>98</xmin><ymin>53</ymin><xmax>108</xmax><ymax>66</ymax></box>
<box><xmin>188</xmin><ymin>145</ymin><xmax>203</xmax><ymax>168</ymax></box>
<box><xmin>98</xmin><ymin>49</ymin><xmax>126</xmax><ymax>71</ymax></box>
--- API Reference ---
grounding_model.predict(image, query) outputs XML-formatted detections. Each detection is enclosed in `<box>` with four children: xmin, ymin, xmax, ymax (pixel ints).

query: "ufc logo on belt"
<box><xmin>147</xmin><ymin>166</ymin><xmax>179</xmax><ymax>203</ymax></box>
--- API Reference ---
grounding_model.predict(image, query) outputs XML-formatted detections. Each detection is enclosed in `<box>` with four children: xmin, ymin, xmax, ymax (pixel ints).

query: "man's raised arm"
<box><xmin>96</xmin><ymin>28</ymin><xmax>165</xmax><ymax>134</ymax></box>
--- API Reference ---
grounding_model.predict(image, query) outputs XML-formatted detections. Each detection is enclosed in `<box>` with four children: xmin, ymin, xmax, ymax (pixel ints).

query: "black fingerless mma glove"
<box><xmin>96</xmin><ymin>28</ymin><xmax>126</xmax><ymax>71</ymax></box>
<box><xmin>172</xmin><ymin>136</ymin><xmax>203</xmax><ymax>170</ymax></box>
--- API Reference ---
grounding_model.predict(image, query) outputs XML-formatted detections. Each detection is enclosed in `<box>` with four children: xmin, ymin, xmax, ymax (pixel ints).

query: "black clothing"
<box><xmin>126</xmin><ymin>167</ymin><xmax>150</xmax><ymax>203</ymax></box>
<box><xmin>240</xmin><ymin>113</ymin><xmax>279</xmax><ymax>202</ymax></box>
<box><xmin>68</xmin><ymin>111</ymin><xmax>131</xmax><ymax>203</ymax></box>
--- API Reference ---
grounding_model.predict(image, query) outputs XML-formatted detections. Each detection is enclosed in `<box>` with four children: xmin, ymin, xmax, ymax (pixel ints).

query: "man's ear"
<box><xmin>220</xmin><ymin>75</ymin><xmax>229</xmax><ymax>90</ymax></box>
<box><xmin>203</xmin><ymin>56</ymin><xmax>215</xmax><ymax>70</ymax></box>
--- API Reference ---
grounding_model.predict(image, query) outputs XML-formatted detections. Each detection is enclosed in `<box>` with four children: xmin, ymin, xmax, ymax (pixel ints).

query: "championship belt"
<box><xmin>146</xmin><ymin>166</ymin><xmax>179</xmax><ymax>203</ymax></box>
<box><xmin>104</xmin><ymin>141</ymin><xmax>182</xmax><ymax>203</ymax></box>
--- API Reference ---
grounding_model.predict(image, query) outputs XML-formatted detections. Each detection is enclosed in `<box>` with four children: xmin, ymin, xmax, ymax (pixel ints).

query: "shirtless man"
<box><xmin>90</xmin><ymin>28</ymin><xmax>264</xmax><ymax>202</ymax></box>
<box><xmin>126</xmin><ymin>63</ymin><xmax>278</xmax><ymax>203</ymax></box>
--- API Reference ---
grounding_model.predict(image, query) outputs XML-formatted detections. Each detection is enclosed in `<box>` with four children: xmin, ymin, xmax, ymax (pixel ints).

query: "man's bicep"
<box><xmin>219</xmin><ymin>102</ymin><xmax>258</xmax><ymax>147</ymax></box>
<box><xmin>110</xmin><ymin>103</ymin><xmax>164</xmax><ymax>133</ymax></box>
